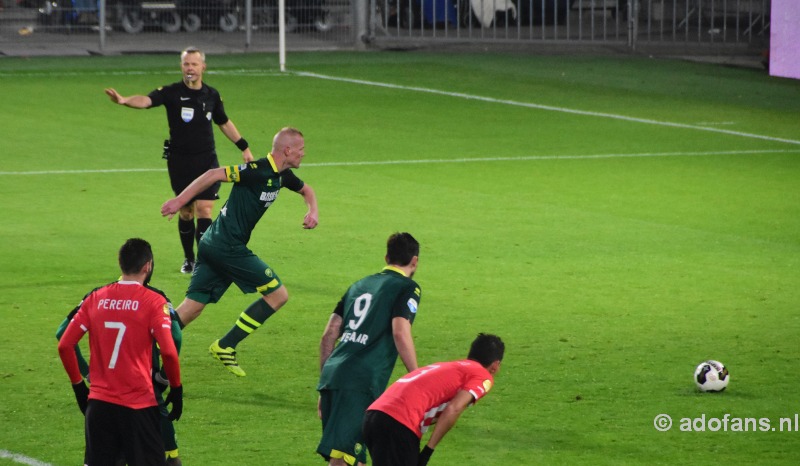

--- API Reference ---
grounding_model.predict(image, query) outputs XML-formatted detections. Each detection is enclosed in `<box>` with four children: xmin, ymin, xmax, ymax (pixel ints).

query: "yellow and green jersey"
<box><xmin>201</xmin><ymin>154</ymin><xmax>304</xmax><ymax>248</ymax></box>
<box><xmin>318</xmin><ymin>267</ymin><xmax>422</xmax><ymax>398</ymax></box>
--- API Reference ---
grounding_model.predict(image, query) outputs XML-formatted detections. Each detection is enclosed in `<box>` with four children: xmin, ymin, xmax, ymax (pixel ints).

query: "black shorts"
<box><xmin>362</xmin><ymin>410</ymin><xmax>421</xmax><ymax>466</ymax></box>
<box><xmin>167</xmin><ymin>150</ymin><xmax>220</xmax><ymax>200</ymax></box>
<box><xmin>85</xmin><ymin>399</ymin><xmax>165</xmax><ymax>466</ymax></box>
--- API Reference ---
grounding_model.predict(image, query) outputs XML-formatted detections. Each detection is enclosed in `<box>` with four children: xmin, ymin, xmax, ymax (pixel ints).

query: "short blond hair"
<box><xmin>181</xmin><ymin>47</ymin><xmax>205</xmax><ymax>62</ymax></box>
<box><xmin>272</xmin><ymin>127</ymin><xmax>304</xmax><ymax>152</ymax></box>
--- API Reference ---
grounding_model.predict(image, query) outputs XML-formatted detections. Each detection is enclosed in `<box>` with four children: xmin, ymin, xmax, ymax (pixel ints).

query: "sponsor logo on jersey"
<box><xmin>163</xmin><ymin>303</ymin><xmax>170</xmax><ymax>315</ymax></box>
<box><xmin>259</xmin><ymin>191</ymin><xmax>278</xmax><ymax>207</ymax></box>
<box><xmin>407</xmin><ymin>298</ymin><xmax>418</xmax><ymax>314</ymax></box>
<box><xmin>206</xmin><ymin>112</ymin><xmax>212</xmax><ymax>120</ymax></box>
<box><xmin>181</xmin><ymin>107</ymin><xmax>194</xmax><ymax>122</ymax></box>
<box><xmin>260</xmin><ymin>192</ymin><xmax>278</xmax><ymax>202</ymax></box>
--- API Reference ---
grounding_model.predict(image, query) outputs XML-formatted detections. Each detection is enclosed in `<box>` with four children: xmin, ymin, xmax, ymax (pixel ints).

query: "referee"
<box><xmin>105</xmin><ymin>47</ymin><xmax>254</xmax><ymax>274</ymax></box>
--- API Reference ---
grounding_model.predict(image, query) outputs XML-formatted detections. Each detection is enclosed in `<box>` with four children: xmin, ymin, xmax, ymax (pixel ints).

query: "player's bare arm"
<box><xmin>161</xmin><ymin>168</ymin><xmax>228</xmax><ymax>219</ymax></box>
<box><xmin>298</xmin><ymin>184</ymin><xmax>319</xmax><ymax>229</ymax></box>
<box><xmin>218</xmin><ymin>120</ymin><xmax>254</xmax><ymax>162</ymax></box>
<box><xmin>392</xmin><ymin>316</ymin><xmax>417</xmax><ymax>373</ymax></box>
<box><xmin>425</xmin><ymin>389</ymin><xmax>474</xmax><ymax>450</ymax></box>
<box><xmin>319</xmin><ymin>313</ymin><xmax>343</xmax><ymax>371</ymax></box>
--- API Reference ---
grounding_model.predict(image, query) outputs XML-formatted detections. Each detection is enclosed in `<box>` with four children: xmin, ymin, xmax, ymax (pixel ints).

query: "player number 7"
<box><xmin>104</xmin><ymin>321</ymin><xmax>127</xmax><ymax>369</ymax></box>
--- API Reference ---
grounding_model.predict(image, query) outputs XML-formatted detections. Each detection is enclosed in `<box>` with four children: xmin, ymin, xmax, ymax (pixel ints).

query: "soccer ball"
<box><xmin>694</xmin><ymin>360</ymin><xmax>730</xmax><ymax>392</ymax></box>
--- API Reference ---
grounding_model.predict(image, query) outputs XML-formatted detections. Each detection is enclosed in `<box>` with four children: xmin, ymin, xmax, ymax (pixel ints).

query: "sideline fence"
<box><xmin>0</xmin><ymin>0</ymin><xmax>770</xmax><ymax>54</ymax></box>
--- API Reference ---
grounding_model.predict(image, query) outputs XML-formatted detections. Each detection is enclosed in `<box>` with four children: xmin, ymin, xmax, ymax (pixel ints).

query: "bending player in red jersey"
<box><xmin>362</xmin><ymin>333</ymin><xmax>504</xmax><ymax>466</ymax></box>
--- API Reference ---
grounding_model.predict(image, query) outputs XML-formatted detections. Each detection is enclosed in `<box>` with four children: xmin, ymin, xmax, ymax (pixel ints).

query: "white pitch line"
<box><xmin>306</xmin><ymin>149</ymin><xmax>800</xmax><ymax>167</ymax></box>
<box><xmin>0</xmin><ymin>450</ymin><xmax>53</xmax><ymax>466</ymax></box>
<box><xmin>0</xmin><ymin>167</ymin><xmax>165</xmax><ymax>176</ymax></box>
<box><xmin>3</xmin><ymin>67</ymin><xmax>796</xmax><ymax>146</ymax></box>
<box><xmin>293</xmin><ymin>71</ymin><xmax>800</xmax><ymax>147</ymax></box>
<box><xmin>1</xmin><ymin>149</ymin><xmax>797</xmax><ymax>176</ymax></box>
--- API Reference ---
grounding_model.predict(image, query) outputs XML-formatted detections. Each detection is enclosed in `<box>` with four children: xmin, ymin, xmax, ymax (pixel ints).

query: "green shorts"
<box><xmin>317</xmin><ymin>389</ymin><xmax>373</xmax><ymax>465</ymax></box>
<box><xmin>187</xmin><ymin>241</ymin><xmax>282</xmax><ymax>304</ymax></box>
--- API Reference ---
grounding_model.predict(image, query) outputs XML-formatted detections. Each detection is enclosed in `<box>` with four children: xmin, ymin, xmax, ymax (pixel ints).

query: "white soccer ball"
<box><xmin>694</xmin><ymin>360</ymin><xmax>730</xmax><ymax>392</ymax></box>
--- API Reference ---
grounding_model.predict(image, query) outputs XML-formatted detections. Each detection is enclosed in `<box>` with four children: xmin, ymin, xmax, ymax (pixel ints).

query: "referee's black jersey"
<box><xmin>148</xmin><ymin>81</ymin><xmax>230</xmax><ymax>156</ymax></box>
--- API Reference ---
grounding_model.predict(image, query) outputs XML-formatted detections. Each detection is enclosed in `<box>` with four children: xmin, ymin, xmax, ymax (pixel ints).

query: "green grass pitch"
<box><xmin>0</xmin><ymin>51</ymin><xmax>799</xmax><ymax>465</ymax></box>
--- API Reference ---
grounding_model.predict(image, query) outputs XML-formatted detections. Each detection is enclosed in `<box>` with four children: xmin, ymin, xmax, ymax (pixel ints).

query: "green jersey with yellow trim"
<box><xmin>201</xmin><ymin>154</ymin><xmax>304</xmax><ymax>248</ymax></box>
<box><xmin>318</xmin><ymin>267</ymin><xmax>422</xmax><ymax>398</ymax></box>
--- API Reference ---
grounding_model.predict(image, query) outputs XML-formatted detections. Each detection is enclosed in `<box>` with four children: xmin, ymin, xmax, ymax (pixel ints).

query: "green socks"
<box><xmin>219</xmin><ymin>299</ymin><xmax>276</xmax><ymax>349</ymax></box>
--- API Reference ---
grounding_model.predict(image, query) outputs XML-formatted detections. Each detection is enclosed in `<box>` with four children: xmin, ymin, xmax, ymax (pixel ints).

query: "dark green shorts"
<box><xmin>317</xmin><ymin>389</ymin><xmax>373</xmax><ymax>465</ymax></box>
<box><xmin>187</xmin><ymin>241</ymin><xmax>282</xmax><ymax>304</ymax></box>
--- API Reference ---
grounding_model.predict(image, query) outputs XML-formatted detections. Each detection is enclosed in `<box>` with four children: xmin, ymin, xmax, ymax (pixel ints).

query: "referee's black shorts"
<box><xmin>362</xmin><ymin>409</ymin><xmax>421</xmax><ymax>466</ymax></box>
<box><xmin>167</xmin><ymin>150</ymin><xmax>221</xmax><ymax>200</ymax></box>
<box><xmin>85</xmin><ymin>399</ymin><xmax>164</xmax><ymax>466</ymax></box>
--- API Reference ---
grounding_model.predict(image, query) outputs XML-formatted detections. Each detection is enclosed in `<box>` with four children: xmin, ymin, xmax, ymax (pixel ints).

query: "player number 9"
<box><xmin>349</xmin><ymin>293</ymin><xmax>372</xmax><ymax>330</ymax></box>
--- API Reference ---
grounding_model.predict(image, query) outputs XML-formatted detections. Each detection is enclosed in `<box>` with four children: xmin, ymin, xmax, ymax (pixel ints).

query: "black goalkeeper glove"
<box><xmin>71</xmin><ymin>380</ymin><xmax>89</xmax><ymax>415</ymax></box>
<box><xmin>165</xmin><ymin>385</ymin><xmax>183</xmax><ymax>421</ymax></box>
<box><xmin>418</xmin><ymin>445</ymin><xmax>434</xmax><ymax>466</ymax></box>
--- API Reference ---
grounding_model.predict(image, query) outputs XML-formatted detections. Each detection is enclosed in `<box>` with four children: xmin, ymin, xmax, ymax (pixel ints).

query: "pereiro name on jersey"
<box><xmin>96</xmin><ymin>299</ymin><xmax>141</xmax><ymax>311</ymax></box>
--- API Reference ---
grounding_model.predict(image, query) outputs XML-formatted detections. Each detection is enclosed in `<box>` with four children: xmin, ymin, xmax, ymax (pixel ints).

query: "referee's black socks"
<box><xmin>178</xmin><ymin>218</ymin><xmax>195</xmax><ymax>261</ymax></box>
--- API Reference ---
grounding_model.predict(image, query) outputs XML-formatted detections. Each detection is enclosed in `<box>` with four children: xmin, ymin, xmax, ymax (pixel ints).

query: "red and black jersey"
<box><xmin>58</xmin><ymin>281</ymin><xmax>180</xmax><ymax>409</ymax></box>
<box><xmin>368</xmin><ymin>360</ymin><xmax>493</xmax><ymax>438</ymax></box>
